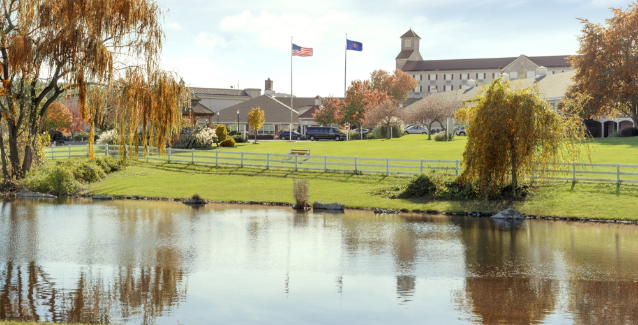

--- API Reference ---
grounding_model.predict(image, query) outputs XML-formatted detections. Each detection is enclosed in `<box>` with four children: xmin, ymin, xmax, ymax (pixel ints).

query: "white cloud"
<box><xmin>194</xmin><ymin>32</ymin><xmax>228</xmax><ymax>50</ymax></box>
<box><xmin>220</xmin><ymin>10</ymin><xmax>354</xmax><ymax>50</ymax></box>
<box><xmin>165</xmin><ymin>22</ymin><xmax>184</xmax><ymax>30</ymax></box>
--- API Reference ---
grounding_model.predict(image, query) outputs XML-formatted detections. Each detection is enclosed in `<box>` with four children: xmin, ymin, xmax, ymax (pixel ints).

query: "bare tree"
<box><xmin>365</xmin><ymin>97</ymin><xmax>402</xmax><ymax>139</ymax></box>
<box><xmin>405</xmin><ymin>97</ymin><xmax>460</xmax><ymax>140</ymax></box>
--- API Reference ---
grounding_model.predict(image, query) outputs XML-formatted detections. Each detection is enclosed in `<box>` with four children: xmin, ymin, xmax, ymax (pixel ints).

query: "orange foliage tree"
<box><xmin>456</xmin><ymin>78</ymin><xmax>590</xmax><ymax>195</ymax></box>
<box><xmin>247</xmin><ymin>106</ymin><xmax>265</xmax><ymax>143</ymax></box>
<box><xmin>41</xmin><ymin>103</ymin><xmax>72</xmax><ymax>133</ymax></box>
<box><xmin>568</xmin><ymin>3</ymin><xmax>638</xmax><ymax>127</ymax></box>
<box><xmin>313</xmin><ymin>96</ymin><xmax>343</xmax><ymax>126</ymax></box>
<box><xmin>0</xmin><ymin>0</ymin><xmax>188</xmax><ymax>178</ymax></box>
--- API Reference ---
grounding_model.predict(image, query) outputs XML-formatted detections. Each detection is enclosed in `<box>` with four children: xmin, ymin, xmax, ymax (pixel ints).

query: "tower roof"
<box><xmin>400</xmin><ymin>29</ymin><xmax>420</xmax><ymax>39</ymax></box>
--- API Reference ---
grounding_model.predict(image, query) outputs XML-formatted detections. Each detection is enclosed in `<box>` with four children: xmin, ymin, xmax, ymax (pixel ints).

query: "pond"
<box><xmin>1</xmin><ymin>199</ymin><xmax>638</xmax><ymax>324</ymax></box>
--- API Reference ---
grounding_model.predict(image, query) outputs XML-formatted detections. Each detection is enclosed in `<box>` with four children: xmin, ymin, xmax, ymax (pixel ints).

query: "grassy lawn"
<box><xmin>89</xmin><ymin>162</ymin><xmax>638</xmax><ymax>220</ymax></box>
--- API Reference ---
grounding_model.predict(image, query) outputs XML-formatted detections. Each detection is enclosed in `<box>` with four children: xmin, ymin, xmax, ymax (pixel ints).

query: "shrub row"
<box><xmin>23</xmin><ymin>157</ymin><xmax>124</xmax><ymax>195</ymax></box>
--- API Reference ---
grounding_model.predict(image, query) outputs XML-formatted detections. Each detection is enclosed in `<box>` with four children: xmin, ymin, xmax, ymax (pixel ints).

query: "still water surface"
<box><xmin>1</xmin><ymin>199</ymin><xmax>638</xmax><ymax>324</ymax></box>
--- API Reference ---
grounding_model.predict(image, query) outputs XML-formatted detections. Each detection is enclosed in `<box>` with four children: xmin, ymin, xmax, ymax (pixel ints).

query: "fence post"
<box><xmin>241</xmin><ymin>152</ymin><xmax>244</xmax><ymax>168</ymax></box>
<box><xmin>86</xmin><ymin>145</ymin><xmax>88</xmax><ymax>157</ymax></box>
<box><xmin>573</xmin><ymin>162</ymin><xmax>576</xmax><ymax>184</ymax></box>
<box><xmin>216</xmin><ymin>150</ymin><xmax>219</xmax><ymax>166</ymax></box>
<box><xmin>617</xmin><ymin>163</ymin><xmax>621</xmax><ymax>185</ymax></box>
<box><xmin>69</xmin><ymin>146</ymin><xmax>72</xmax><ymax>158</ymax></box>
<box><xmin>267</xmin><ymin>152</ymin><xmax>270</xmax><ymax>169</ymax></box>
<box><xmin>455</xmin><ymin>160</ymin><xmax>460</xmax><ymax>176</ymax></box>
<box><xmin>324</xmin><ymin>155</ymin><xmax>328</xmax><ymax>172</ymax></box>
<box><xmin>420</xmin><ymin>158</ymin><xmax>424</xmax><ymax>174</ymax></box>
<box><xmin>295</xmin><ymin>154</ymin><xmax>298</xmax><ymax>172</ymax></box>
<box><xmin>105</xmin><ymin>145</ymin><xmax>109</xmax><ymax>157</ymax></box>
<box><xmin>355</xmin><ymin>156</ymin><xmax>358</xmax><ymax>173</ymax></box>
<box><xmin>191</xmin><ymin>149</ymin><xmax>194</xmax><ymax>164</ymax></box>
<box><xmin>386</xmin><ymin>157</ymin><xmax>390</xmax><ymax>176</ymax></box>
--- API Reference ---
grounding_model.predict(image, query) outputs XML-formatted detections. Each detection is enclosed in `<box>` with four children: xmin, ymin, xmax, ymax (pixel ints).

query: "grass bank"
<box><xmin>89</xmin><ymin>162</ymin><xmax>638</xmax><ymax>220</ymax></box>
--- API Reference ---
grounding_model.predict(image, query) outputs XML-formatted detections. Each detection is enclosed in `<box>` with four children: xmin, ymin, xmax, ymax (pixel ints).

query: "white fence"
<box><xmin>46</xmin><ymin>144</ymin><xmax>638</xmax><ymax>184</ymax></box>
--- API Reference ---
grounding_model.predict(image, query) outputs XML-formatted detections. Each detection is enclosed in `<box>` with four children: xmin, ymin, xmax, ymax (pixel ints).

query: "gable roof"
<box><xmin>299</xmin><ymin>106</ymin><xmax>319</xmax><ymax>119</ymax></box>
<box><xmin>191</xmin><ymin>87</ymin><xmax>249</xmax><ymax>97</ymax></box>
<box><xmin>396</xmin><ymin>50</ymin><xmax>415</xmax><ymax>60</ymax></box>
<box><xmin>217</xmin><ymin>95</ymin><xmax>299</xmax><ymax>123</ymax></box>
<box><xmin>406</xmin><ymin>70</ymin><xmax>575</xmax><ymax>107</ymax></box>
<box><xmin>190</xmin><ymin>102</ymin><xmax>214</xmax><ymax>115</ymax></box>
<box><xmin>401</xmin><ymin>55</ymin><xmax>573</xmax><ymax>72</ymax></box>
<box><xmin>401</xmin><ymin>29</ymin><xmax>420</xmax><ymax>39</ymax></box>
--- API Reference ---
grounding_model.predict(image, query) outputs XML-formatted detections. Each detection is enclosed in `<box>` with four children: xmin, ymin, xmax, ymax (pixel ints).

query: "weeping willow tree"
<box><xmin>0</xmin><ymin>0</ymin><xmax>188</xmax><ymax>179</ymax></box>
<box><xmin>455</xmin><ymin>78</ymin><xmax>590</xmax><ymax>195</ymax></box>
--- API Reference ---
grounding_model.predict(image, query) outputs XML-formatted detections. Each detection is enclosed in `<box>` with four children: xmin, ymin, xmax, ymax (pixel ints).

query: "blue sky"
<box><xmin>157</xmin><ymin>0</ymin><xmax>629</xmax><ymax>97</ymax></box>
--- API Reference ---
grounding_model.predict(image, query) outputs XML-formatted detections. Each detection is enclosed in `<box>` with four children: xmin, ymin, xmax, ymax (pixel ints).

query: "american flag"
<box><xmin>292</xmin><ymin>44</ymin><xmax>313</xmax><ymax>57</ymax></box>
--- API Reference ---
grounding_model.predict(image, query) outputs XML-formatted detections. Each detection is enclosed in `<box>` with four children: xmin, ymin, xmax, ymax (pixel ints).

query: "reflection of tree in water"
<box><xmin>451</xmin><ymin>218</ymin><xmax>558</xmax><ymax>324</ymax></box>
<box><xmin>0</xmin><ymin>262</ymin><xmax>187</xmax><ymax>323</ymax></box>
<box><xmin>396</xmin><ymin>275</ymin><xmax>415</xmax><ymax>304</ymax></box>
<box><xmin>568</xmin><ymin>280</ymin><xmax>638</xmax><ymax>324</ymax></box>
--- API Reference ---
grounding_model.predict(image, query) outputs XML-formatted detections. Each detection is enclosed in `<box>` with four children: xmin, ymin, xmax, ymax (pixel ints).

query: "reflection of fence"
<box><xmin>46</xmin><ymin>144</ymin><xmax>638</xmax><ymax>184</ymax></box>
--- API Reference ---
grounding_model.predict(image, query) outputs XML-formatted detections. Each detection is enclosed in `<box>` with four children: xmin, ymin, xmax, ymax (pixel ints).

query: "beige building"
<box><xmin>396</xmin><ymin>29</ymin><xmax>574</xmax><ymax>99</ymax></box>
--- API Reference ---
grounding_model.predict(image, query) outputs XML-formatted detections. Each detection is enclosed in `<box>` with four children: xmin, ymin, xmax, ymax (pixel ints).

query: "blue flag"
<box><xmin>346</xmin><ymin>39</ymin><xmax>362</xmax><ymax>51</ymax></box>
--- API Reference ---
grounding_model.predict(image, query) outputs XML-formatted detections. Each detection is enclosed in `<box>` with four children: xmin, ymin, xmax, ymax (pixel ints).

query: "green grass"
<box><xmin>89</xmin><ymin>162</ymin><xmax>638</xmax><ymax>220</ymax></box>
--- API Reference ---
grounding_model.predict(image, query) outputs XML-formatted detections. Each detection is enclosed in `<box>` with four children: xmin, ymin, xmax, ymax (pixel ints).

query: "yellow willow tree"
<box><xmin>247</xmin><ymin>106</ymin><xmax>265</xmax><ymax>144</ymax></box>
<box><xmin>0</xmin><ymin>0</ymin><xmax>180</xmax><ymax>179</ymax></box>
<box><xmin>455</xmin><ymin>78</ymin><xmax>590</xmax><ymax>195</ymax></box>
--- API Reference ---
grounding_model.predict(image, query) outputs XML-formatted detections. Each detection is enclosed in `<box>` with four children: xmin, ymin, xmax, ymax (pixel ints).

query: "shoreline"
<box><xmin>7</xmin><ymin>192</ymin><xmax>637</xmax><ymax>226</ymax></box>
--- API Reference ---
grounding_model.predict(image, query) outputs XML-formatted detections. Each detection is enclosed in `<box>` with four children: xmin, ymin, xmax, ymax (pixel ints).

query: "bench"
<box><xmin>288</xmin><ymin>149</ymin><xmax>311</xmax><ymax>160</ymax></box>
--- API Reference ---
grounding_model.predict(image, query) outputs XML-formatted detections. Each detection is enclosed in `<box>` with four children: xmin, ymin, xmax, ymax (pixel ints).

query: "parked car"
<box><xmin>352</xmin><ymin>128</ymin><xmax>370</xmax><ymax>134</ymax></box>
<box><xmin>403</xmin><ymin>125</ymin><xmax>428</xmax><ymax>134</ymax></box>
<box><xmin>279</xmin><ymin>131</ymin><xmax>305</xmax><ymax>140</ymax></box>
<box><xmin>454</xmin><ymin>126</ymin><xmax>467</xmax><ymax>136</ymax></box>
<box><xmin>50</xmin><ymin>130</ymin><xmax>65</xmax><ymax>145</ymax></box>
<box><xmin>306</xmin><ymin>127</ymin><xmax>346</xmax><ymax>141</ymax></box>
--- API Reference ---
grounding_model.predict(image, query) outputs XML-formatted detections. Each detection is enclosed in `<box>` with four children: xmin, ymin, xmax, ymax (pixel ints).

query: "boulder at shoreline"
<box><xmin>17</xmin><ymin>189</ymin><xmax>56</xmax><ymax>199</ymax></box>
<box><xmin>92</xmin><ymin>194</ymin><xmax>114</xmax><ymax>200</ymax></box>
<box><xmin>491</xmin><ymin>208</ymin><xmax>524</xmax><ymax>219</ymax></box>
<box><xmin>313</xmin><ymin>201</ymin><xmax>345</xmax><ymax>210</ymax></box>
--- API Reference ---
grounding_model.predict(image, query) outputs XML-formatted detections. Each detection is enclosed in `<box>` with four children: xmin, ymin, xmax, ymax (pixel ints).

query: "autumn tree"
<box><xmin>370</xmin><ymin>69</ymin><xmax>418</xmax><ymax>103</ymax></box>
<box><xmin>406</xmin><ymin>97</ymin><xmax>460</xmax><ymax>140</ymax></box>
<box><xmin>456</xmin><ymin>78</ymin><xmax>589</xmax><ymax>195</ymax></box>
<box><xmin>313</xmin><ymin>96</ymin><xmax>342</xmax><ymax>126</ymax></box>
<box><xmin>0</xmin><ymin>0</ymin><xmax>186</xmax><ymax>179</ymax></box>
<box><xmin>41</xmin><ymin>103</ymin><xmax>72</xmax><ymax>133</ymax></box>
<box><xmin>568</xmin><ymin>3</ymin><xmax>638</xmax><ymax>127</ymax></box>
<box><xmin>247</xmin><ymin>106</ymin><xmax>265</xmax><ymax>144</ymax></box>
<box><xmin>364</xmin><ymin>95</ymin><xmax>403</xmax><ymax>139</ymax></box>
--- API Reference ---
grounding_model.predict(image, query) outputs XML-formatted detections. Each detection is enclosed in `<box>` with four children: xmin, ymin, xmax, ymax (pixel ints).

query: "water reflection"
<box><xmin>1</xmin><ymin>199</ymin><xmax>638</xmax><ymax>324</ymax></box>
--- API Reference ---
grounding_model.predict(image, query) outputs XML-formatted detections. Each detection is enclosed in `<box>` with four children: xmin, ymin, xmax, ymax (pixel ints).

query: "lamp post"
<box><xmin>237</xmin><ymin>109</ymin><xmax>240</xmax><ymax>136</ymax></box>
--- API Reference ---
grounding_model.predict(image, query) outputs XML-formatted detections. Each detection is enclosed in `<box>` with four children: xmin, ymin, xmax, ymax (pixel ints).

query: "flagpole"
<box><xmin>290</xmin><ymin>36</ymin><xmax>293</xmax><ymax>140</ymax></box>
<box><xmin>344</xmin><ymin>33</ymin><xmax>347</xmax><ymax>98</ymax></box>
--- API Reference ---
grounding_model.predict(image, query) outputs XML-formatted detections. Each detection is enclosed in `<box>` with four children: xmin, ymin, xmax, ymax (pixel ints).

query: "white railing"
<box><xmin>45</xmin><ymin>144</ymin><xmax>638</xmax><ymax>184</ymax></box>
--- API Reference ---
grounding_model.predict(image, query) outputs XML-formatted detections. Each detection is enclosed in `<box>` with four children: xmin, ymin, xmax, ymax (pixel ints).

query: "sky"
<box><xmin>157</xmin><ymin>0</ymin><xmax>630</xmax><ymax>97</ymax></box>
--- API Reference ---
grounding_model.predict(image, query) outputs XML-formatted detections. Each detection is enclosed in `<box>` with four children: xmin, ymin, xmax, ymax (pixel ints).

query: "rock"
<box><xmin>292</xmin><ymin>203</ymin><xmax>311</xmax><ymax>210</ymax></box>
<box><xmin>491</xmin><ymin>208</ymin><xmax>524</xmax><ymax>220</ymax></box>
<box><xmin>313</xmin><ymin>201</ymin><xmax>345</xmax><ymax>210</ymax></box>
<box><xmin>17</xmin><ymin>189</ymin><xmax>56</xmax><ymax>199</ymax></box>
<box><xmin>183</xmin><ymin>198</ymin><xmax>207</xmax><ymax>206</ymax></box>
<box><xmin>92</xmin><ymin>194</ymin><xmax>114</xmax><ymax>200</ymax></box>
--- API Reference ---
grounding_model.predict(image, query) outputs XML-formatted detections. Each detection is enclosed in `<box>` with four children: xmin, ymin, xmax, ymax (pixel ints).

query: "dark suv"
<box><xmin>306</xmin><ymin>127</ymin><xmax>346</xmax><ymax>141</ymax></box>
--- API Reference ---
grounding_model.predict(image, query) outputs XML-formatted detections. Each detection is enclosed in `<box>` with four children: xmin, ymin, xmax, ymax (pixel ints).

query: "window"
<box><xmin>477</xmin><ymin>73</ymin><xmax>485</xmax><ymax>80</ymax></box>
<box><xmin>461</xmin><ymin>73</ymin><xmax>469</xmax><ymax>80</ymax></box>
<box><xmin>510</xmin><ymin>72</ymin><xmax>518</xmax><ymax>79</ymax></box>
<box><xmin>428</xmin><ymin>74</ymin><xmax>437</xmax><ymax>80</ymax></box>
<box><xmin>444</xmin><ymin>85</ymin><xmax>452</xmax><ymax>92</ymax></box>
<box><xmin>258</xmin><ymin>124</ymin><xmax>275</xmax><ymax>135</ymax></box>
<box><xmin>419</xmin><ymin>75</ymin><xmax>423</xmax><ymax>81</ymax></box>
<box><xmin>444</xmin><ymin>73</ymin><xmax>453</xmax><ymax>80</ymax></box>
<box><xmin>404</xmin><ymin>39</ymin><xmax>412</xmax><ymax>47</ymax></box>
<box><xmin>527</xmin><ymin>71</ymin><xmax>535</xmax><ymax>78</ymax></box>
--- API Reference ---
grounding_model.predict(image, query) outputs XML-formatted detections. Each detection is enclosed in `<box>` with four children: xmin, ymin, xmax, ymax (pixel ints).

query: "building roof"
<box><xmin>401</xmin><ymin>55</ymin><xmax>573</xmax><ymax>72</ymax></box>
<box><xmin>396</xmin><ymin>50</ymin><xmax>415</xmax><ymax>60</ymax></box>
<box><xmin>275</xmin><ymin>97</ymin><xmax>323</xmax><ymax>110</ymax></box>
<box><xmin>191</xmin><ymin>87</ymin><xmax>249</xmax><ymax>97</ymax></box>
<box><xmin>190</xmin><ymin>102</ymin><xmax>215</xmax><ymax>115</ymax></box>
<box><xmin>299</xmin><ymin>106</ymin><xmax>319</xmax><ymax>119</ymax></box>
<box><xmin>401</xmin><ymin>29</ymin><xmax>420</xmax><ymax>39</ymax></box>
<box><xmin>217</xmin><ymin>95</ymin><xmax>299</xmax><ymax>123</ymax></box>
<box><xmin>406</xmin><ymin>70</ymin><xmax>575</xmax><ymax>107</ymax></box>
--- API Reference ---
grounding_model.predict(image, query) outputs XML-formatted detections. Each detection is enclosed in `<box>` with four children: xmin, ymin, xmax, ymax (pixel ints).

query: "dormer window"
<box><xmin>404</xmin><ymin>39</ymin><xmax>412</xmax><ymax>47</ymax></box>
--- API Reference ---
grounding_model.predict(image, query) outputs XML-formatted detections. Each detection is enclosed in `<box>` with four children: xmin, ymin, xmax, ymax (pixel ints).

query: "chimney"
<box><xmin>467</xmin><ymin>79</ymin><xmax>476</xmax><ymax>88</ymax></box>
<box><xmin>264</xmin><ymin>78</ymin><xmax>275</xmax><ymax>96</ymax></box>
<box><xmin>536</xmin><ymin>66</ymin><xmax>547</xmax><ymax>77</ymax></box>
<box><xmin>314</xmin><ymin>95</ymin><xmax>322</xmax><ymax>106</ymax></box>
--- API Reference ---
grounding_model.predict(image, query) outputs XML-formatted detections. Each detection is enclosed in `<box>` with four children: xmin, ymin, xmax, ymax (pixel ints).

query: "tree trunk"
<box><xmin>254</xmin><ymin>129</ymin><xmax>257</xmax><ymax>144</ymax></box>
<box><xmin>0</xmin><ymin>134</ymin><xmax>9</xmax><ymax>179</ymax></box>
<box><xmin>632</xmin><ymin>103</ymin><xmax>638</xmax><ymax>131</ymax></box>
<box><xmin>427</xmin><ymin>121</ymin><xmax>433</xmax><ymax>140</ymax></box>
<box><xmin>510</xmin><ymin>144</ymin><xmax>518</xmax><ymax>196</ymax></box>
<box><xmin>7</xmin><ymin>123</ymin><xmax>21</xmax><ymax>178</ymax></box>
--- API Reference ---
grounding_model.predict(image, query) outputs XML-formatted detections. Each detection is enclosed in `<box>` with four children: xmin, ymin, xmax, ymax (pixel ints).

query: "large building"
<box><xmin>396</xmin><ymin>29</ymin><xmax>574</xmax><ymax>99</ymax></box>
